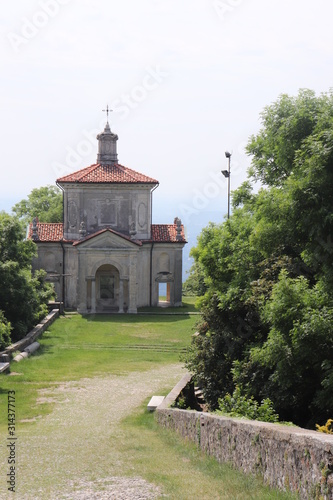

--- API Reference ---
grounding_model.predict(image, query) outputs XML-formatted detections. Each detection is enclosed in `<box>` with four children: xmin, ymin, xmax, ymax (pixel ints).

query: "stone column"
<box><xmin>173</xmin><ymin>248</ymin><xmax>183</xmax><ymax>307</ymax></box>
<box><xmin>128</xmin><ymin>256</ymin><xmax>137</xmax><ymax>314</ymax></box>
<box><xmin>118</xmin><ymin>279</ymin><xmax>124</xmax><ymax>313</ymax></box>
<box><xmin>91</xmin><ymin>278</ymin><xmax>96</xmax><ymax>313</ymax></box>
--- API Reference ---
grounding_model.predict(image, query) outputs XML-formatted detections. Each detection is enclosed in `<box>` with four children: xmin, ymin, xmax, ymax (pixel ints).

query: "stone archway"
<box><xmin>95</xmin><ymin>264</ymin><xmax>120</xmax><ymax>312</ymax></box>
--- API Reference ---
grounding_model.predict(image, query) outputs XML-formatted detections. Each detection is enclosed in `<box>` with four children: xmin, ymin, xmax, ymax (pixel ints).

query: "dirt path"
<box><xmin>3</xmin><ymin>364</ymin><xmax>186</xmax><ymax>499</ymax></box>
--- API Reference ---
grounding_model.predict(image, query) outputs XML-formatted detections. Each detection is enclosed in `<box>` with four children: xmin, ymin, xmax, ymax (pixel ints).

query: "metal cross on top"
<box><xmin>102</xmin><ymin>104</ymin><xmax>112</xmax><ymax>123</ymax></box>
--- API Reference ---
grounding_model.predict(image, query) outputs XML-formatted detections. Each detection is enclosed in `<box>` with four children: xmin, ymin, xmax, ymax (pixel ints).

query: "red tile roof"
<box><xmin>57</xmin><ymin>163</ymin><xmax>159</xmax><ymax>184</ymax></box>
<box><xmin>28</xmin><ymin>223</ymin><xmax>186</xmax><ymax>244</ymax></box>
<box><xmin>28</xmin><ymin>223</ymin><xmax>64</xmax><ymax>242</ymax></box>
<box><xmin>151</xmin><ymin>224</ymin><xmax>186</xmax><ymax>243</ymax></box>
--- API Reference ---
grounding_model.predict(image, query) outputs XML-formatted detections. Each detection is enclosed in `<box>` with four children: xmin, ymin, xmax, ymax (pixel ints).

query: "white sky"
<box><xmin>1</xmin><ymin>0</ymin><xmax>333</xmax><ymax>270</ymax></box>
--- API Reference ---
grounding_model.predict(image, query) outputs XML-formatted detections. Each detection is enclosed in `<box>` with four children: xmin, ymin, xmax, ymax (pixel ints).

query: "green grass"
<box><xmin>0</xmin><ymin>303</ymin><xmax>296</xmax><ymax>498</ymax></box>
<box><xmin>138</xmin><ymin>295</ymin><xmax>199</xmax><ymax>313</ymax></box>
<box><xmin>120</xmin><ymin>401</ymin><xmax>297</xmax><ymax>500</ymax></box>
<box><xmin>0</xmin><ymin>309</ymin><xmax>197</xmax><ymax>431</ymax></box>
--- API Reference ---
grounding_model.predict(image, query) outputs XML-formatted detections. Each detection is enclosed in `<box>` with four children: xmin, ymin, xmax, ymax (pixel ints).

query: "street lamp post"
<box><xmin>221</xmin><ymin>151</ymin><xmax>231</xmax><ymax>219</ymax></box>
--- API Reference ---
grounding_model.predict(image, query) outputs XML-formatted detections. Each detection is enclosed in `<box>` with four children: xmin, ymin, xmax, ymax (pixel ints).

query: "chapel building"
<box><xmin>29</xmin><ymin>120</ymin><xmax>186</xmax><ymax>313</ymax></box>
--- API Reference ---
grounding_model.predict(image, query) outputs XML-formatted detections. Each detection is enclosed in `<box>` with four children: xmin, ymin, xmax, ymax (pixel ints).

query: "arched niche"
<box><xmin>95</xmin><ymin>264</ymin><xmax>120</xmax><ymax>312</ymax></box>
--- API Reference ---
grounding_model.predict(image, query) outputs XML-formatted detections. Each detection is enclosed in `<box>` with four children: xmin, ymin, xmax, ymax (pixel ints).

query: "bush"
<box><xmin>316</xmin><ymin>419</ymin><xmax>333</xmax><ymax>434</ymax></box>
<box><xmin>0</xmin><ymin>310</ymin><xmax>12</xmax><ymax>350</ymax></box>
<box><xmin>0</xmin><ymin>212</ymin><xmax>54</xmax><ymax>342</ymax></box>
<box><xmin>216</xmin><ymin>386</ymin><xmax>279</xmax><ymax>423</ymax></box>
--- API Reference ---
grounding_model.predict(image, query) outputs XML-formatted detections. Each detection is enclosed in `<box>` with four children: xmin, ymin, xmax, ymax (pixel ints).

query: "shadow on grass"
<box><xmin>28</xmin><ymin>343</ymin><xmax>55</xmax><ymax>358</ymax></box>
<box><xmin>138</xmin><ymin>304</ymin><xmax>199</xmax><ymax>314</ymax></box>
<box><xmin>83</xmin><ymin>314</ymin><xmax>195</xmax><ymax>324</ymax></box>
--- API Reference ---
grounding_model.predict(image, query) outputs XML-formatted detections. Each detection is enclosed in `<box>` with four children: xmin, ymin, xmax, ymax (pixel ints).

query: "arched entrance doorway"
<box><xmin>95</xmin><ymin>264</ymin><xmax>120</xmax><ymax>312</ymax></box>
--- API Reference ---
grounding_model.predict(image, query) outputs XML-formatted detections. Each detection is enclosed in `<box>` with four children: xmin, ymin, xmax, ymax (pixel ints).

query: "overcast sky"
<box><xmin>1</xmin><ymin>0</ymin><xmax>333</xmax><ymax>270</ymax></box>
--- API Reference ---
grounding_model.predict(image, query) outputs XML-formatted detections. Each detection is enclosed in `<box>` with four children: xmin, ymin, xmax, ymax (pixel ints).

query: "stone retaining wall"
<box><xmin>156</xmin><ymin>376</ymin><xmax>333</xmax><ymax>499</ymax></box>
<box><xmin>0</xmin><ymin>309</ymin><xmax>59</xmax><ymax>358</ymax></box>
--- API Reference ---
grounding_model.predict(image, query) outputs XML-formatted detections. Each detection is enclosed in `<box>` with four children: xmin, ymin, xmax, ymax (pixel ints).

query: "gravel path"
<box><xmin>1</xmin><ymin>364</ymin><xmax>186</xmax><ymax>499</ymax></box>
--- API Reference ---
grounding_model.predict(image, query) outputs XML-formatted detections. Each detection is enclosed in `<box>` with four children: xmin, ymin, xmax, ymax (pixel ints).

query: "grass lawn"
<box><xmin>0</xmin><ymin>299</ymin><xmax>296</xmax><ymax>499</ymax></box>
<box><xmin>0</xmin><ymin>309</ymin><xmax>197</xmax><ymax>430</ymax></box>
<box><xmin>138</xmin><ymin>295</ymin><xmax>199</xmax><ymax>313</ymax></box>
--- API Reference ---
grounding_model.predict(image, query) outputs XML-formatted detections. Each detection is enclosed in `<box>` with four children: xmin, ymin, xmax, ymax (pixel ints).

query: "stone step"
<box><xmin>0</xmin><ymin>362</ymin><xmax>10</xmax><ymax>374</ymax></box>
<box><xmin>147</xmin><ymin>396</ymin><xmax>165</xmax><ymax>412</ymax></box>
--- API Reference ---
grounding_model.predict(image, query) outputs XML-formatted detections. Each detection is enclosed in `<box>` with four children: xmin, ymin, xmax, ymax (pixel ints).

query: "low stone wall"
<box><xmin>156</xmin><ymin>376</ymin><xmax>333</xmax><ymax>499</ymax></box>
<box><xmin>0</xmin><ymin>309</ymin><xmax>60</xmax><ymax>359</ymax></box>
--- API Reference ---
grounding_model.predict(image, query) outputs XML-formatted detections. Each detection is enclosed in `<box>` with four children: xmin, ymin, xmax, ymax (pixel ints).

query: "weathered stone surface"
<box><xmin>156</xmin><ymin>375</ymin><xmax>333</xmax><ymax>499</ymax></box>
<box><xmin>0</xmin><ymin>309</ymin><xmax>59</xmax><ymax>359</ymax></box>
<box><xmin>0</xmin><ymin>362</ymin><xmax>10</xmax><ymax>373</ymax></box>
<box><xmin>156</xmin><ymin>409</ymin><xmax>333</xmax><ymax>498</ymax></box>
<box><xmin>158</xmin><ymin>372</ymin><xmax>192</xmax><ymax>410</ymax></box>
<box><xmin>147</xmin><ymin>396</ymin><xmax>165</xmax><ymax>411</ymax></box>
<box><xmin>31</xmin><ymin>124</ymin><xmax>187</xmax><ymax>313</ymax></box>
<box><xmin>13</xmin><ymin>352</ymin><xmax>29</xmax><ymax>362</ymax></box>
<box><xmin>24</xmin><ymin>342</ymin><xmax>40</xmax><ymax>355</ymax></box>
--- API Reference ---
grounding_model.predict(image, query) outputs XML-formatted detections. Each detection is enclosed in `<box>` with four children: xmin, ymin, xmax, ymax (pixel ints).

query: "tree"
<box><xmin>0</xmin><ymin>311</ymin><xmax>11</xmax><ymax>351</ymax></box>
<box><xmin>185</xmin><ymin>89</ymin><xmax>333</xmax><ymax>427</ymax></box>
<box><xmin>236</xmin><ymin>272</ymin><xmax>333</xmax><ymax>426</ymax></box>
<box><xmin>183</xmin><ymin>261</ymin><xmax>207</xmax><ymax>296</ymax></box>
<box><xmin>12</xmin><ymin>185</ymin><xmax>63</xmax><ymax>224</ymax></box>
<box><xmin>0</xmin><ymin>212</ymin><xmax>54</xmax><ymax>342</ymax></box>
<box><xmin>0</xmin><ymin>211</ymin><xmax>36</xmax><ymax>267</ymax></box>
<box><xmin>184</xmin><ymin>213</ymin><xmax>267</xmax><ymax>409</ymax></box>
<box><xmin>246</xmin><ymin>89</ymin><xmax>321</xmax><ymax>187</ymax></box>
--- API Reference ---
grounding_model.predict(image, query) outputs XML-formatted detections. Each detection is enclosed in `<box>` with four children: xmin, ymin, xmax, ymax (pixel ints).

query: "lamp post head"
<box><xmin>225</xmin><ymin>151</ymin><xmax>231</xmax><ymax>159</ymax></box>
<box><xmin>221</xmin><ymin>170</ymin><xmax>229</xmax><ymax>178</ymax></box>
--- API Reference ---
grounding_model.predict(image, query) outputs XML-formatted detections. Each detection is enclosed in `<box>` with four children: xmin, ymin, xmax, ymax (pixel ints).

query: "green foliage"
<box><xmin>184</xmin><ymin>291</ymin><xmax>265</xmax><ymax>409</ymax></box>
<box><xmin>0</xmin><ymin>211</ymin><xmax>36</xmax><ymax>267</ymax></box>
<box><xmin>12</xmin><ymin>185</ymin><xmax>63</xmax><ymax>223</ymax></box>
<box><xmin>185</xmin><ymin>89</ymin><xmax>333</xmax><ymax>427</ymax></box>
<box><xmin>243</xmin><ymin>274</ymin><xmax>333</xmax><ymax>424</ymax></box>
<box><xmin>0</xmin><ymin>212</ymin><xmax>54</xmax><ymax>342</ymax></box>
<box><xmin>0</xmin><ymin>312</ymin><xmax>294</xmax><ymax>499</ymax></box>
<box><xmin>217</xmin><ymin>386</ymin><xmax>279</xmax><ymax>423</ymax></box>
<box><xmin>183</xmin><ymin>209</ymin><xmax>267</xmax><ymax>410</ymax></box>
<box><xmin>183</xmin><ymin>261</ymin><xmax>207</xmax><ymax>296</ymax></box>
<box><xmin>0</xmin><ymin>310</ymin><xmax>12</xmax><ymax>350</ymax></box>
<box><xmin>246</xmin><ymin>89</ymin><xmax>320</xmax><ymax>186</ymax></box>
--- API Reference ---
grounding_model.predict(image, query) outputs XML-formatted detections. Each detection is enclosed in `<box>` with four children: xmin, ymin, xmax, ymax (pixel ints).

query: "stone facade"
<box><xmin>29</xmin><ymin>121</ymin><xmax>186</xmax><ymax>313</ymax></box>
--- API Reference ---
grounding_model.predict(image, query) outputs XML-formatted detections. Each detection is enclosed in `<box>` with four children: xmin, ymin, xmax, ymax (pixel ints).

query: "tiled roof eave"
<box><xmin>56</xmin><ymin>163</ymin><xmax>159</xmax><ymax>184</ymax></box>
<box><xmin>28</xmin><ymin>222</ymin><xmax>64</xmax><ymax>242</ymax></box>
<box><xmin>141</xmin><ymin>239</ymin><xmax>187</xmax><ymax>244</ymax></box>
<box><xmin>32</xmin><ymin>239</ymin><xmax>74</xmax><ymax>244</ymax></box>
<box><xmin>58</xmin><ymin>181</ymin><xmax>159</xmax><ymax>185</ymax></box>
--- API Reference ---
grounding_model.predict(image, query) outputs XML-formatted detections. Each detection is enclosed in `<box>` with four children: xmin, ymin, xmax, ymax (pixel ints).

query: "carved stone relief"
<box><xmin>68</xmin><ymin>200</ymin><xmax>78</xmax><ymax>228</ymax></box>
<box><xmin>98</xmin><ymin>199</ymin><xmax>117</xmax><ymax>226</ymax></box>
<box><xmin>138</xmin><ymin>202</ymin><xmax>147</xmax><ymax>228</ymax></box>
